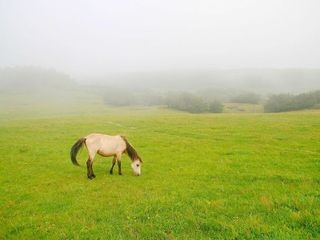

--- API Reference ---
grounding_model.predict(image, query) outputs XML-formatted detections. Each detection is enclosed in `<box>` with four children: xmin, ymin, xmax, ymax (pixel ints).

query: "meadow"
<box><xmin>0</xmin><ymin>98</ymin><xmax>319</xmax><ymax>239</ymax></box>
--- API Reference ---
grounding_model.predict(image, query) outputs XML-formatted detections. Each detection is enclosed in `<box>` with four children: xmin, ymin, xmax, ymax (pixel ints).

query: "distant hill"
<box><xmin>0</xmin><ymin>66</ymin><xmax>75</xmax><ymax>92</ymax></box>
<box><xmin>81</xmin><ymin>69</ymin><xmax>320</xmax><ymax>95</ymax></box>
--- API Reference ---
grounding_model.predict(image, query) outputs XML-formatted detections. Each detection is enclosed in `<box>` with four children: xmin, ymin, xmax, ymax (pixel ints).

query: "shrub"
<box><xmin>264</xmin><ymin>90</ymin><xmax>320</xmax><ymax>112</ymax></box>
<box><xmin>166</xmin><ymin>92</ymin><xmax>223</xmax><ymax>113</ymax></box>
<box><xmin>166</xmin><ymin>92</ymin><xmax>207</xmax><ymax>113</ymax></box>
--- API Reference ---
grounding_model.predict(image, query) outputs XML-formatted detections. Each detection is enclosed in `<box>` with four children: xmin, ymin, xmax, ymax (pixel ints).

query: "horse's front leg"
<box><xmin>117</xmin><ymin>161</ymin><xmax>122</xmax><ymax>175</ymax></box>
<box><xmin>109</xmin><ymin>156</ymin><xmax>116</xmax><ymax>175</ymax></box>
<box><xmin>117</xmin><ymin>153</ymin><xmax>122</xmax><ymax>175</ymax></box>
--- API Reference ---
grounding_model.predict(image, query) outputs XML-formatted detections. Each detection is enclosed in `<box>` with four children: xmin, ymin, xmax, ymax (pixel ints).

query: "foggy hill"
<box><xmin>0</xmin><ymin>66</ymin><xmax>75</xmax><ymax>92</ymax></box>
<box><xmin>80</xmin><ymin>69</ymin><xmax>320</xmax><ymax>95</ymax></box>
<box><xmin>1</xmin><ymin>67</ymin><xmax>320</xmax><ymax>105</ymax></box>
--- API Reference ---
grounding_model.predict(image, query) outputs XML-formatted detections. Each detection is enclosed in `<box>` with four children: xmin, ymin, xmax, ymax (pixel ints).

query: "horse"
<box><xmin>70</xmin><ymin>134</ymin><xmax>142</xmax><ymax>179</ymax></box>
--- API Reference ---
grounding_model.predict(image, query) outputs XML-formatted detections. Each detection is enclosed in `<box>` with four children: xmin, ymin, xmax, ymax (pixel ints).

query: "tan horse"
<box><xmin>70</xmin><ymin>134</ymin><xmax>142</xmax><ymax>179</ymax></box>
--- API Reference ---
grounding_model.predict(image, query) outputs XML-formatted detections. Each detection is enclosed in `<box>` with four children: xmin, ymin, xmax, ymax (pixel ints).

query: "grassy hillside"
<box><xmin>0</xmin><ymin>103</ymin><xmax>319</xmax><ymax>239</ymax></box>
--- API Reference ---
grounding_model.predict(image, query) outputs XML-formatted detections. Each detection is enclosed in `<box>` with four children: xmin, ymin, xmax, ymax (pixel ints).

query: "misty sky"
<box><xmin>1</xmin><ymin>0</ymin><xmax>320</xmax><ymax>77</ymax></box>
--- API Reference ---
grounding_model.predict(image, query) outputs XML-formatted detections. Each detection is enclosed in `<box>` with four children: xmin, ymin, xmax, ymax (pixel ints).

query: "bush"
<box><xmin>264</xmin><ymin>90</ymin><xmax>320</xmax><ymax>112</ymax></box>
<box><xmin>166</xmin><ymin>92</ymin><xmax>223</xmax><ymax>113</ymax></box>
<box><xmin>166</xmin><ymin>92</ymin><xmax>206</xmax><ymax>113</ymax></box>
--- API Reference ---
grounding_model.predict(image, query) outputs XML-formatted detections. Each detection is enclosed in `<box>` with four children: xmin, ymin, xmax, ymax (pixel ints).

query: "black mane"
<box><xmin>121</xmin><ymin>136</ymin><xmax>142</xmax><ymax>162</ymax></box>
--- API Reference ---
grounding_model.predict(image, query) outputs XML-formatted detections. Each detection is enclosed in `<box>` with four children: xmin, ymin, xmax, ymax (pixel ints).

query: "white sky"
<box><xmin>1</xmin><ymin>0</ymin><xmax>319</xmax><ymax>76</ymax></box>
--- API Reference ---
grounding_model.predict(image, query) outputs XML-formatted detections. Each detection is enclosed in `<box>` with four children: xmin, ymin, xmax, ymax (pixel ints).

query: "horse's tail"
<box><xmin>121</xmin><ymin>136</ymin><xmax>142</xmax><ymax>162</ymax></box>
<box><xmin>70</xmin><ymin>138</ymin><xmax>86</xmax><ymax>166</ymax></box>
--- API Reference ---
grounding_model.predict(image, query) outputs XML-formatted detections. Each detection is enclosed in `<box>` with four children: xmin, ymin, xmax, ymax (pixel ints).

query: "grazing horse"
<box><xmin>70</xmin><ymin>134</ymin><xmax>142</xmax><ymax>179</ymax></box>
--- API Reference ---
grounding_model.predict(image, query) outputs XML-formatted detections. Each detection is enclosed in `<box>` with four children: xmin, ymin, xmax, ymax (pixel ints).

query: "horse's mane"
<box><xmin>121</xmin><ymin>136</ymin><xmax>142</xmax><ymax>162</ymax></box>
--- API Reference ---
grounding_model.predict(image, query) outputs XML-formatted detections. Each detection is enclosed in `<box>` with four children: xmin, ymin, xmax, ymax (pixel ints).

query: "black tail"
<box><xmin>70</xmin><ymin>138</ymin><xmax>86</xmax><ymax>166</ymax></box>
<box><xmin>121</xmin><ymin>136</ymin><xmax>142</xmax><ymax>162</ymax></box>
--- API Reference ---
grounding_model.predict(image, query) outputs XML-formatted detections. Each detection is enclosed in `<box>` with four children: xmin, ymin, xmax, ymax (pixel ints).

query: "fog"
<box><xmin>1</xmin><ymin>0</ymin><xmax>320</xmax><ymax>77</ymax></box>
<box><xmin>1</xmin><ymin>1</ymin><xmax>320</xmax><ymax>114</ymax></box>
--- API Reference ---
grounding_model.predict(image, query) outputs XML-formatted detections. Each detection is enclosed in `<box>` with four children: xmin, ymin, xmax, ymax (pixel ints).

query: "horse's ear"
<box><xmin>139</xmin><ymin>157</ymin><xmax>143</xmax><ymax>163</ymax></box>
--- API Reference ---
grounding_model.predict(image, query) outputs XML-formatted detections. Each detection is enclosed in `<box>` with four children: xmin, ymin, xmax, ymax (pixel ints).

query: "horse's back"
<box><xmin>85</xmin><ymin>133</ymin><xmax>126</xmax><ymax>157</ymax></box>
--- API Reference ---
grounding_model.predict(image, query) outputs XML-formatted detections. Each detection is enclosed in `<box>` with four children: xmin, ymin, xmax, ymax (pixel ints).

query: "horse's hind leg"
<box><xmin>109</xmin><ymin>156</ymin><xmax>116</xmax><ymax>175</ymax></box>
<box><xmin>86</xmin><ymin>150</ymin><xmax>96</xmax><ymax>179</ymax></box>
<box><xmin>86</xmin><ymin>159</ymin><xmax>95</xmax><ymax>179</ymax></box>
<box><xmin>85</xmin><ymin>143</ymin><xmax>96</xmax><ymax>179</ymax></box>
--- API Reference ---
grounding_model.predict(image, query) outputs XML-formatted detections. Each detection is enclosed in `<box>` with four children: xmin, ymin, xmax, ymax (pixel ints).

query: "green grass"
<box><xmin>0</xmin><ymin>101</ymin><xmax>319</xmax><ymax>239</ymax></box>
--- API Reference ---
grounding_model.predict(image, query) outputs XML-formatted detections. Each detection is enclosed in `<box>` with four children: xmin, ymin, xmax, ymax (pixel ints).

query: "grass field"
<box><xmin>0</xmin><ymin>100</ymin><xmax>319</xmax><ymax>239</ymax></box>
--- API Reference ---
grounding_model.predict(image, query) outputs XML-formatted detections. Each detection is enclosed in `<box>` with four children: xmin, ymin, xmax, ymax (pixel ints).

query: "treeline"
<box><xmin>264</xmin><ymin>90</ymin><xmax>320</xmax><ymax>112</ymax></box>
<box><xmin>103</xmin><ymin>89</ymin><xmax>261</xmax><ymax>113</ymax></box>
<box><xmin>103</xmin><ymin>89</ymin><xmax>224</xmax><ymax>113</ymax></box>
<box><xmin>103</xmin><ymin>89</ymin><xmax>320</xmax><ymax>113</ymax></box>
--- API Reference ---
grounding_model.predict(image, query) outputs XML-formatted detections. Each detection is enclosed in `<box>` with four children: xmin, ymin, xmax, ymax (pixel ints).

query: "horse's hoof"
<box><xmin>109</xmin><ymin>171</ymin><xmax>113</xmax><ymax>175</ymax></box>
<box><xmin>88</xmin><ymin>175</ymin><xmax>95</xmax><ymax>180</ymax></box>
<box><xmin>119</xmin><ymin>173</ymin><xmax>122</xmax><ymax>175</ymax></box>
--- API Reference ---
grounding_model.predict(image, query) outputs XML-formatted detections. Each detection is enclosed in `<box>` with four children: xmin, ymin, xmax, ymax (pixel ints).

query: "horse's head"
<box><xmin>131</xmin><ymin>158</ymin><xmax>142</xmax><ymax>176</ymax></box>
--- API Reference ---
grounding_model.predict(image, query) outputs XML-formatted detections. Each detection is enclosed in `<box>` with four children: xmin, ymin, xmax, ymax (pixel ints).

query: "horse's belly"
<box><xmin>98</xmin><ymin>143</ymin><xmax>125</xmax><ymax>157</ymax></box>
<box><xmin>97</xmin><ymin>149</ymin><xmax>115</xmax><ymax>157</ymax></box>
